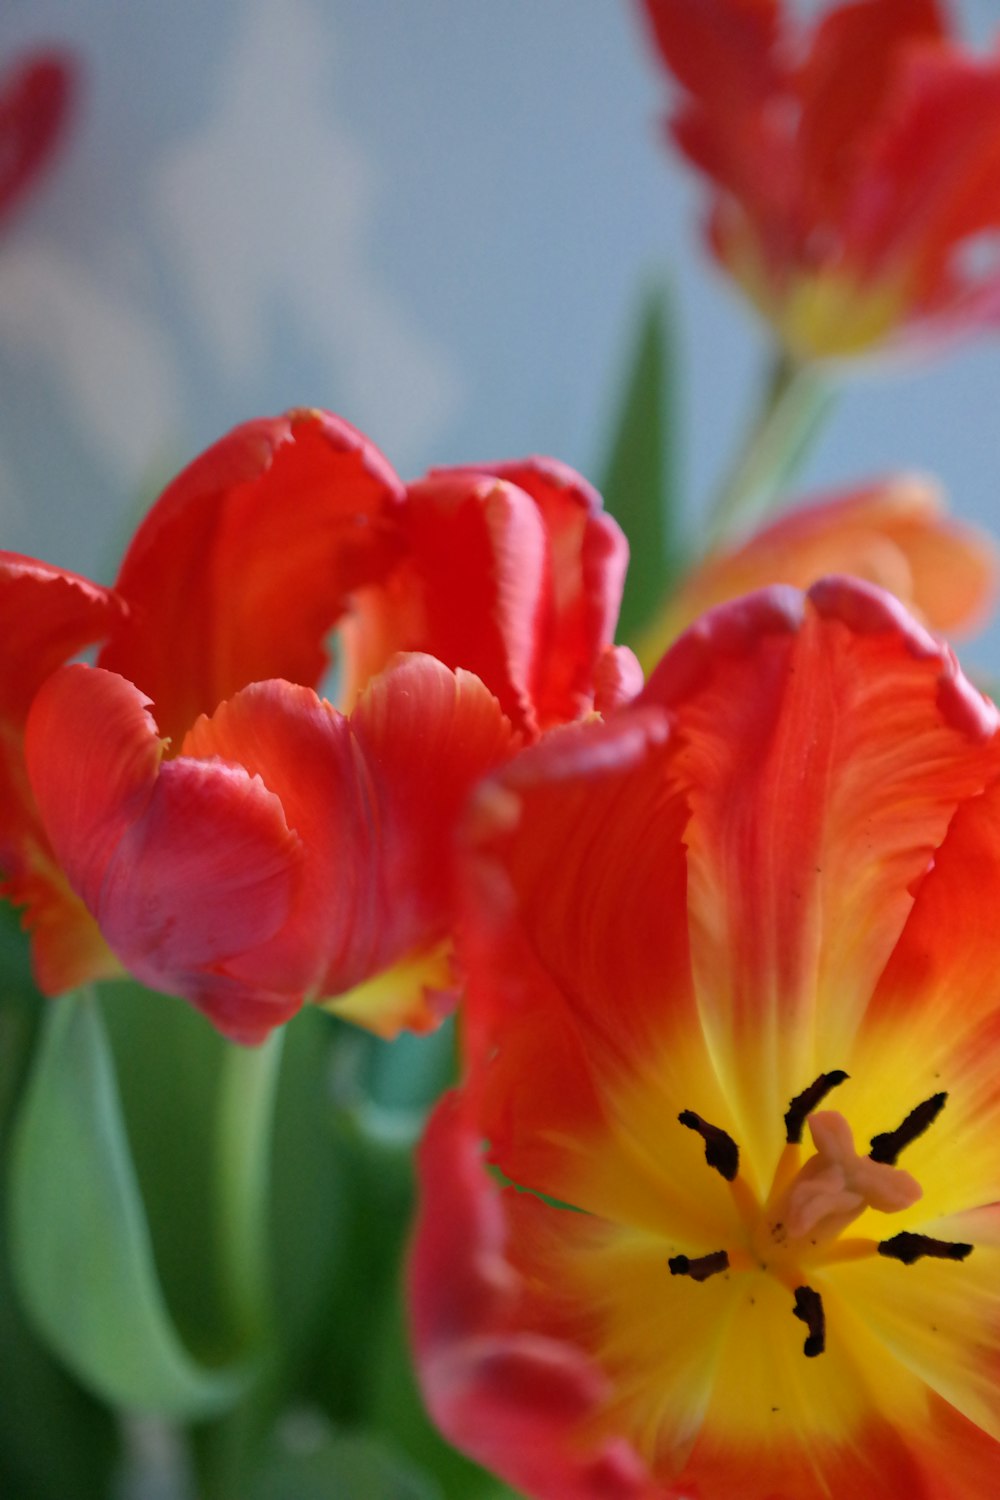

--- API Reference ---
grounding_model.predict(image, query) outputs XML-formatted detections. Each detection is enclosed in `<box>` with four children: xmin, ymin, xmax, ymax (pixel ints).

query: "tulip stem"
<box><xmin>706</xmin><ymin>351</ymin><xmax>832</xmax><ymax>548</ymax></box>
<box><xmin>214</xmin><ymin>1028</ymin><xmax>285</xmax><ymax>1351</ymax></box>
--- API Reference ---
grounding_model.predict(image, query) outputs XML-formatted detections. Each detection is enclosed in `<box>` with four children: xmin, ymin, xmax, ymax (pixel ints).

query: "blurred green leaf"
<box><xmin>599</xmin><ymin>282</ymin><xmax>685</xmax><ymax>640</ymax></box>
<box><xmin>100</xmin><ymin>981</ymin><xmax>233</xmax><ymax>1360</ymax></box>
<box><xmin>248</xmin><ymin>1420</ymin><xmax>441</xmax><ymax>1500</ymax></box>
<box><xmin>8</xmin><ymin>990</ymin><xmax>246</xmax><ymax>1418</ymax></box>
<box><xmin>270</xmin><ymin>1008</ymin><xmax>353</xmax><ymax>1365</ymax></box>
<box><xmin>0</xmin><ymin>933</ymin><xmax>118</xmax><ymax>1499</ymax></box>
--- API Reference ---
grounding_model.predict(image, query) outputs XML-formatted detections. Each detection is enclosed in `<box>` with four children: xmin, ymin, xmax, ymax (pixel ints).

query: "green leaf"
<box><xmin>248</xmin><ymin>1423</ymin><xmax>442</xmax><ymax>1500</ymax></box>
<box><xmin>598</xmin><ymin>281</ymin><xmax>685</xmax><ymax>640</ymax></box>
<box><xmin>8</xmin><ymin>990</ymin><xmax>247</xmax><ymax>1418</ymax></box>
<box><xmin>99</xmin><ymin>980</ymin><xmax>234</xmax><ymax>1361</ymax></box>
<box><xmin>0</xmin><ymin>951</ymin><xmax>118</xmax><ymax>1499</ymax></box>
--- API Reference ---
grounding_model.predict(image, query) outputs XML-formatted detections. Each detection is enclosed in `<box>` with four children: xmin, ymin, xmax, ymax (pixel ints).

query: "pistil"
<box><xmin>670</xmin><ymin>1073</ymin><xmax>976</xmax><ymax>1357</ymax></box>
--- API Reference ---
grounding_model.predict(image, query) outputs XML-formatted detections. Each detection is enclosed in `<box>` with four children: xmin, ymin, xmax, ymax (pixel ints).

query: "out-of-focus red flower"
<box><xmin>2</xmin><ymin>410</ymin><xmax>630</xmax><ymax>1043</ymax></box>
<box><xmin>637</xmin><ymin>0</ymin><xmax>1000</xmax><ymax>359</ymax></box>
<box><xmin>0</xmin><ymin>52</ymin><xmax>75</xmax><ymax>229</ymax></box>
<box><xmin>411</xmin><ymin>578</ymin><xmax>1000</xmax><ymax>1497</ymax></box>
<box><xmin>635</xmin><ymin>474</ymin><xmax>998</xmax><ymax>667</ymax></box>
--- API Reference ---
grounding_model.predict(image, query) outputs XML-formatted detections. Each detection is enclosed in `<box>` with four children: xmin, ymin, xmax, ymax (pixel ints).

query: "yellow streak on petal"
<box><xmin>829</xmin><ymin>1245</ymin><xmax>1000</xmax><ymax>1443</ymax></box>
<box><xmin>322</xmin><ymin>938</ymin><xmax>454</xmax><ymax>1039</ymax></box>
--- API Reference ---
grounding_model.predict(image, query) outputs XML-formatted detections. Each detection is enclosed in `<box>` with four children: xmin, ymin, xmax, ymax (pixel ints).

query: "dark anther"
<box><xmin>784</xmin><ymin>1070</ymin><xmax>849</xmax><ymax>1144</ymax></box>
<box><xmin>869</xmin><ymin>1092</ymin><xmax>947</xmax><ymax>1165</ymax></box>
<box><xmin>878</xmin><ymin>1232</ymin><xmax>973</xmax><ymax>1266</ymax></box>
<box><xmin>678</xmin><ymin>1110</ymin><xmax>739</xmax><ymax>1181</ymax></box>
<box><xmin>668</xmin><ymin>1250</ymin><xmax>730</xmax><ymax>1282</ymax></box>
<box><xmin>792</xmin><ymin>1284</ymin><xmax>826</xmax><ymax>1358</ymax></box>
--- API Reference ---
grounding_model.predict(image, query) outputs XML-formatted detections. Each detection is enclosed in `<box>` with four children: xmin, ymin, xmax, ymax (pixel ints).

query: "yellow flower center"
<box><xmin>670</xmin><ymin>1074</ymin><xmax>973</xmax><ymax>1358</ymax></box>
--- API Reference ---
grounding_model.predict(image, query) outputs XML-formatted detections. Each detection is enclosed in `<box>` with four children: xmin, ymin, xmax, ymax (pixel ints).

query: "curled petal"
<box><xmin>450</xmin><ymin>458</ymin><xmax>630</xmax><ymax>729</ymax></box>
<box><xmin>410</xmin><ymin>1095</ymin><xmax>659</xmax><ymax>1500</ymax></box>
<box><xmin>100</xmin><ymin>409</ymin><xmax>404</xmax><ymax>745</ymax></box>
<box><xmin>0</xmin><ymin>553</ymin><xmax>125</xmax><ymax>722</ymax></box>
<box><xmin>26</xmin><ymin>665</ymin><xmax>303</xmax><ymax>1042</ymax></box>
<box><xmin>342</xmin><ymin>460</ymin><xmax>627</xmax><ymax>735</ymax></box>
<box><xmin>0</xmin><ymin>556</ymin><xmax>125</xmax><ymax>991</ymax></box>
<box><xmin>184</xmin><ymin>656</ymin><xmax>517</xmax><ymax>1037</ymax></box>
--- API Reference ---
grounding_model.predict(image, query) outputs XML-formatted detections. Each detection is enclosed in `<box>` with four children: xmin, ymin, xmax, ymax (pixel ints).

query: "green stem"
<box><xmin>706</xmin><ymin>351</ymin><xmax>833</xmax><ymax>548</ymax></box>
<box><xmin>214</xmin><ymin>1030</ymin><xmax>285</xmax><ymax>1351</ymax></box>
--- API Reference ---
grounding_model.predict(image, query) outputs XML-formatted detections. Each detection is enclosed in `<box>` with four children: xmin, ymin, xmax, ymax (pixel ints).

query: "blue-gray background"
<box><xmin>2</xmin><ymin>0</ymin><xmax>999</xmax><ymax>670</ymax></box>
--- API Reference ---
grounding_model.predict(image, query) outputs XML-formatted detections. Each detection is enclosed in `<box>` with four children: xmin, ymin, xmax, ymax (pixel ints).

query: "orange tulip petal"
<box><xmin>99</xmin><ymin>409</ymin><xmax>404</xmax><ymax>745</ymax></box>
<box><xmin>460</xmin><ymin>708</ymin><xmax>733</xmax><ymax>1236</ymax></box>
<box><xmin>637</xmin><ymin>475</ymin><xmax>998</xmax><ymax>667</ymax></box>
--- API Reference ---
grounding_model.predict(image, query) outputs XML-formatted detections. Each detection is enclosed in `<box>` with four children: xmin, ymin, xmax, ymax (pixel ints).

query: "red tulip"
<box><xmin>2</xmin><ymin>410</ymin><xmax>629</xmax><ymax>1042</ymax></box>
<box><xmin>411</xmin><ymin>577</ymin><xmax>1000</xmax><ymax>1496</ymax></box>
<box><xmin>638</xmin><ymin>0</ymin><xmax>1000</xmax><ymax>359</ymax></box>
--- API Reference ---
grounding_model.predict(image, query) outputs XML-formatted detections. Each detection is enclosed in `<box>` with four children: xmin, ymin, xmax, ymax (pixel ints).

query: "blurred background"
<box><xmin>1</xmin><ymin>0</ymin><xmax>1000</xmax><ymax>666</ymax></box>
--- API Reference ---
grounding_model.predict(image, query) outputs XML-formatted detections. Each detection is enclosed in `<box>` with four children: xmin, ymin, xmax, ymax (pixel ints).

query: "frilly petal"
<box><xmin>341</xmin><ymin>458</ymin><xmax>627</xmax><ymax>736</ymax></box>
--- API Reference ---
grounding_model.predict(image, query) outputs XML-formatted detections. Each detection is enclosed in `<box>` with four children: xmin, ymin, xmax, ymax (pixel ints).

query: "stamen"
<box><xmin>784</xmin><ymin>1070</ymin><xmax>849</xmax><ymax>1144</ymax></box>
<box><xmin>792</xmin><ymin>1284</ymin><xmax>825</xmax><ymax>1357</ymax></box>
<box><xmin>678</xmin><ymin>1110</ymin><xmax>739</xmax><ymax>1181</ymax></box>
<box><xmin>878</xmin><ymin>1232</ymin><xmax>973</xmax><ymax>1265</ymax></box>
<box><xmin>868</xmin><ymin>1092</ymin><xmax>947</xmax><ymax>1165</ymax></box>
<box><xmin>669</xmin><ymin>1250</ymin><xmax>730</xmax><ymax>1282</ymax></box>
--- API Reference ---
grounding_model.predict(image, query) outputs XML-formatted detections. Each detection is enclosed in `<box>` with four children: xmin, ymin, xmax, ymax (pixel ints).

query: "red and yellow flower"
<box><xmin>637</xmin><ymin>0</ymin><xmax>1000</xmax><ymax>359</ymax></box>
<box><xmin>1</xmin><ymin>409</ymin><xmax>631</xmax><ymax>1043</ymax></box>
<box><xmin>636</xmin><ymin>474</ymin><xmax>998</xmax><ymax>667</ymax></box>
<box><xmin>411</xmin><ymin>578</ymin><xmax>1000</xmax><ymax>1496</ymax></box>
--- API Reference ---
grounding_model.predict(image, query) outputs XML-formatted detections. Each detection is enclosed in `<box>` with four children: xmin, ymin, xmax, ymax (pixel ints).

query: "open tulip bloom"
<box><xmin>411</xmin><ymin>577</ymin><xmax>1000</xmax><ymax>1497</ymax></box>
<box><xmin>638</xmin><ymin>0</ymin><xmax>1000</xmax><ymax>360</ymax></box>
<box><xmin>0</xmin><ymin>408</ymin><xmax>632</xmax><ymax>1043</ymax></box>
